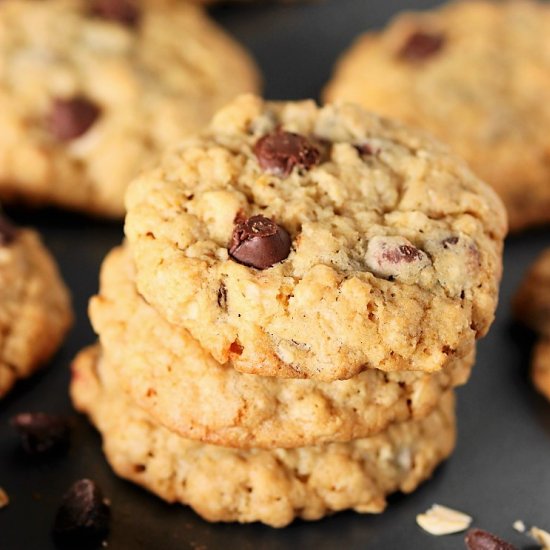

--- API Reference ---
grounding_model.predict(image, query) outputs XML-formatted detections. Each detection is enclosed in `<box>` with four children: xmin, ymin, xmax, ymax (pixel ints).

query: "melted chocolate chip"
<box><xmin>465</xmin><ymin>529</ymin><xmax>517</xmax><ymax>550</ymax></box>
<box><xmin>49</xmin><ymin>97</ymin><xmax>100</xmax><ymax>141</ymax></box>
<box><xmin>91</xmin><ymin>0</ymin><xmax>140</xmax><ymax>25</ymax></box>
<box><xmin>53</xmin><ymin>479</ymin><xmax>110</xmax><ymax>548</ymax></box>
<box><xmin>11</xmin><ymin>412</ymin><xmax>70</xmax><ymax>456</ymax></box>
<box><xmin>229</xmin><ymin>215</ymin><xmax>291</xmax><ymax>270</ymax></box>
<box><xmin>0</xmin><ymin>216</ymin><xmax>17</xmax><ymax>246</ymax></box>
<box><xmin>382</xmin><ymin>244</ymin><xmax>423</xmax><ymax>264</ymax></box>
<box><xmin>399</xmin><ymin>31</ymin><xmax>445</xmax><ymax>61</ymax></box>
<box><xmin>253</xmin><ymin>130</ymin><xmax>320</xmax><ymax>177</ymax></box>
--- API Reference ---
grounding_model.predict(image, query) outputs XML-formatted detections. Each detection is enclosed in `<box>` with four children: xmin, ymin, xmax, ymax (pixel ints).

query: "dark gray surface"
<box><xmin>1</xmin><ymin>0</ymin><xmax>549</xmax><ymax>548</ymax></box>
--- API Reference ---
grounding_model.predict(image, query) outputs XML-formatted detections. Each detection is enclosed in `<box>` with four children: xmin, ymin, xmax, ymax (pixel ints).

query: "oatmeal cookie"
<box><xmin>70</xmin><ymin>345</ymin><xmax>456</xmax><ymax>528</ymax></box>
<box><xmin>324</xmin><ymin>0</ymin><xmax>550</xmax><ymax>231</ymax></box>
<box><xmin>0</xmin><ymin>0</ymin><xmax>259</xmax><ymax>217</ymax></box>
<box><xmin>125</xmin><ymin>95</ymin><xmax>506</xmax><ymax>380</ymax></box>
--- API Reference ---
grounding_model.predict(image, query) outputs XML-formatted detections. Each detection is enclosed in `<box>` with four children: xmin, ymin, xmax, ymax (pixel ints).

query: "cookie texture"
<box><xmin>89</xmin><ymin>245</ymin><xmax>473</xmax><ymax>448</ymax></box>
<box><xmin>70</xmin><ymin>345</ymin><xmax>456</xmax><ymax>527</ymax></box>
<box><xmin>0</xmin><ymin>0</ymin><xmax>260</xmax><ymax>217</ymax></box>
<box><xmin>0</xmin><ymin>225</ymin><xmax>72</xmax><ymax>398</ymax></box>
<box><xmin>125</xmin><ymin>94</ymin><xmax>506</xmax><ymax>381</ymax></box>
<box><xmin>514</xmin><ymin>248</ymin><xmax>550</xmax><ymax>401</ymax></box>
<box><xmin>324</xmin><ymin>0</ymin><xmax>550</xmax><ymax>232</ymax></box>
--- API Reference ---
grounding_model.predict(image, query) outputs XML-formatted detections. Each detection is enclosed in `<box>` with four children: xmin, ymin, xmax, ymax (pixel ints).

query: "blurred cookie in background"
<box><xmin>325</xmin><ymin>0</ymin><xmax>550</xmax><ymax>232</ymax></box>
<box><xmin>0</xmin><ymin>0</ymin><xmax>260</xmax><ymax>217</ymax></box>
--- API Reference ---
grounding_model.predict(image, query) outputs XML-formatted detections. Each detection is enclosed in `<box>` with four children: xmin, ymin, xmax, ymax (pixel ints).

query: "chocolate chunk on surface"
<box><xmin>399</xmin><ymin>31</ymin><xmax>445</xmax><ymax>61</ymax></box>
<box><xmin>465</xmin><ymin>528</ymin><xmax>517</xmax><ymax>550</ymax></box>
<box><xmin>91</xmin><ymin>0</ymin><xmax>140</xmax><ymax>25</ymax></box>
<box><xmin>253</xmin><ymin>130</ymin><xmax>320</xmax><ymax>177</ymax></box>
<box><xmin>53</xmin><ymin>479</ymin><xmax>110</xmax><ymax>548</ymax></box>
<box><xmin>11</xmin><ymin>412</ymin><xmax>70</xmax><ymax>456</ymax></box>
<box><xmin>229</xmin><ymin>215</ymin><xmax>291</xmax><ymax>270</ymax></box>
<box><xmin>49</xmin><ymin>97</ymin><xmax>100</xmax><ymax>141</ymax></box>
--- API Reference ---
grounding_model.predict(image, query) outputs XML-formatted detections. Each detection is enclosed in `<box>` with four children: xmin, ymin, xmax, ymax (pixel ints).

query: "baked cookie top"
<box><xmin>89</xmin><ymin>246</ymin><xmax>472</xmax><ymax>448</ymax></box>
<box><xmin>0</xmin><ymin>0</ymin><xmax>259</xmax><ymax>217</ymax></box>
<box><xmin>324</xmin><ymin>0</ymin><xmax>550</xmax><ymax>232</ymax></box>
<box><xmin>70</xmin><ymin>344</ymin><xmax>456</xmax><ymax>528</ymax></box>
<box><xmin>0</xmin><ymin>218</ymin><xmax>72</xmax><ymax>397</ymax></box>
<box><xmin>125</xmin><ymin>94</ymin><xmax>506</xmax><ymax>381</ymax></box>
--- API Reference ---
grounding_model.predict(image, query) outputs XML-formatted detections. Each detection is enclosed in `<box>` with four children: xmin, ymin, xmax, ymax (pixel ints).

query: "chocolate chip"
<box><xmin>399</xmin><ymin>31</ymin><xmax>445</xmax><ymax>61</ymax></box>
<box><xmin>442</xmin><ymin>236</ymin><xmax>459</xmax><ymax>248</ymax></box>
<box><xmin>53</xmin><ymin>479</ymin><xmax>110</xmax><ymax>548</ymax></box>
<box><xmin>382</xmin><ymin>244</ymin><xmax>423</xmax><ymax>264</ymax></box>
<box><xmin>91</xmin><ymin>0</ymin><xmax>140</xmax><ymax>25</ymax></box>
<box><xmin>355</xmin><ymin>143</ymin><xmax>376</xmax><ymax>157</ymax></box>
<box><xmin>253</xmin><ymin>130</ymin><xmax>320</xmax><ymax>177</ymax></box>
<box><xmin>0</xmin><ymin>215</ymin><xmax>17</xmax><ymax>246</ymax></box>
<box><xmin>229</xmin><ymin>215</ymin><xmax>291</xmax><ymax>270</ymax></box>
<box><xmin>229</xmin><ymin>341</ymin><xmax>244</xmax><ymax>355</ymax></box>
<box><xmin>465</xmin><ymin>528</ymin><xmax>517</xmax><ymax>550</ymax></box>
<box><xmin>49</xmin><ymin>97</ymin><xmax>100</xmax><ymax>141</ymax></box>
<box><xmin>11</xmin><ymin>412</ymin><xmax>70</xmax><ymax>456</ymax></box>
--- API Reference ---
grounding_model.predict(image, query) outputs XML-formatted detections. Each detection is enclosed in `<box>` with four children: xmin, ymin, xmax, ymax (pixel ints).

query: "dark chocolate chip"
<box><xmin>53</xmin><ymin>479</ymin><xmax>110</xmax><ymax>549</ymax></box>
<box><xmin>253</xmin><ymin>130</ymin><xmax>320</xmax><ymax>177</ymax></box>
<box><xmin>442</xmin><ymin>236</ymin><xmax>459</xmax><ymax>248</ymax></box>
<box><xmin>0</xmin><ymin>215</ymin><xmax>18</xmax><ymax>246</ymax></box>
<box><xmin>382</xmin><ymin>244</ymin><xmax>423</xmax><ymax>264</ymax></box>
<box><xmin>11</xmin><ymin>412</ymin><xmax>70</xmax><ymax>456</ymax></box>
<box><xmin>91</xmin><ymin>0</ymin><xmax>140</xmax><ymax>26</ymax></box>
<box><xmin>49</xmin><ymin>97</ymin><xmax>100</xmax><ymax>141</ymax></box>
<box><xmin>465</xmin><ymin>528</ymin><xmax>517</xmax><ymax>550</ymax></box>
<box><xmin>229</xmin><ymin>215</ymin><xmax>291</xmax><ymax>270</ymax></box>
<box><xmin>399</xmin><ymin>31</ymin><xmax>445</xmax><ymax>61</ymax></box>
<box><xmin>355</xmin><ymin>143</ymin><xmax>375</xmax><ymax>156</ymax></box>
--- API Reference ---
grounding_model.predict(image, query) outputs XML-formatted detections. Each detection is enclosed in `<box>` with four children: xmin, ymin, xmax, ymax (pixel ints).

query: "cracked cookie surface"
<box><xmin>70</xmin><ymin>345</ymin><xmax>456</xmax><ymax>527</ymax></box>
<box><xmin>125</xmin><ymin>95</ymin><xmax>506</xmax><ymax>380</ymax></box>
<box><xmin>0</xmin><ymin>0</ymin><xmax>259</xmax><ymax>217</ymax></box>
<box><xmin>89</xmin><ymin>245</ymin><xmax>473</xmax><ymax>448</ymax></box>
<box><xmin>324</xmin><ymin>0</ymin><xmax>550</xmax><ymax>232</ymax></box>
<box><xmin>0</xmin><ymin>224</ymin><xmax>72</xmax><ymax>398</ymax></box>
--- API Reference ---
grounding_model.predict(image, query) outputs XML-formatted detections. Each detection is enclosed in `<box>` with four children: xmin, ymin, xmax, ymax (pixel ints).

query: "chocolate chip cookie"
<box><xmin>125</xmin><ymin>95</ymin><xmax>506</xmax><ymax>381</ymax></box>
<box><xmin>70</xmin><ymin>344</ymin><xmax>456</xmax><ymax>527</ymax></box>
<box><xmin>89</xmin><ymin>245</ymin><xmax>473</xmax><ymax>448</ymax></box>
<box><xmin>324</xmin><ymin>0</ymin><xmax>550</xmax><ymax>232</ymax></box>
<box><xmin>0</xmin><ymin>216</ymin><xmax>72</xmax><ymax>398</ymax></box>
<box><xmin>514</xmin><ymin>248</ymin><xmax>550</xmax><ymax>401</ymax></box>
<box><xmin>0</xmin><ymin>0</ymin><xmax>260</xmax><ymax>217</ymax></box>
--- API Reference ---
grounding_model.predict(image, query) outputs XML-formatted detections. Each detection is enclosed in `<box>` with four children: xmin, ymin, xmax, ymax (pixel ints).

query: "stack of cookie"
<box><xmin>71</xmin><ymin>95</ymin><xmax>506</xmax><ymax>527</ymax></box>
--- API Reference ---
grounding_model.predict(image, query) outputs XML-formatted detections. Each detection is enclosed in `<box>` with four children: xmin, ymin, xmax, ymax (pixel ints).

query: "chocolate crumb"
<box><xmin>11</xmin><ymin>412</ymin><xmax>70</xmax><ymax>456</ymax></box>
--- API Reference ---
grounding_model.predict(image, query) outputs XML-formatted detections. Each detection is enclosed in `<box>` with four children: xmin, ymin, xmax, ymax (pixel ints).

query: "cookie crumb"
<box><xmin>513</xmin><ymin>520</ymin><xmax>526</xmax><ymax>533</ymax></box>
<box><xmin>416</xmin><ymin>504</ymin><xmax>472</xmax><ymax>535</ymax></box>
<box><xmin>530</xmin><ymin>526</ymin><xmax>550</xmax><ymax>549</ymax></box>
<box><xmin>0</xmin><ymin>487</ymin><xmax>9</xmax><ymax>509</ymax></box>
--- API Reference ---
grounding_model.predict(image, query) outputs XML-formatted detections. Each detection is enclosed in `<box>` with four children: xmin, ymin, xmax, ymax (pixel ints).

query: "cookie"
<box><xmin>0</xmin><ymin>0</ymin><xmax>260</xmax><ymax>217</ymax></box>
<box><xmin>70</xmin><ymin>345</ymin><xmax>456</xmax><ymax>527</ymax></box>
<box><xmin>514</xmin><ymin>249</ymin><xmax>550</xmax><ymax>337</ymax></box>
<box><xmin>324</xmin><ymin>0</ymin><xmax>550</xmax><ymax>232</ymax></box>
<box><xmin>0</xmin><ymin>217</ymin><xmax>72</xmax><ymax>398</ymax></box>
<box><xmin>532</xmin><ymin>339</ymin><xmax>550</xmax><ymax>402</ymax></box>
<box><xmin>124</xmin><ymin>94</ymin><xmax>506</xmax><ymax>381</ymax></box>
<box><xmin>514</xmin><ymin>248</ymin><xmax>550</xmax><ymax>401</ymax></box>
<box><xmin>90</xmin><ymin>245</ymin><xmax>473</xmax><ymax>448</ymax></box>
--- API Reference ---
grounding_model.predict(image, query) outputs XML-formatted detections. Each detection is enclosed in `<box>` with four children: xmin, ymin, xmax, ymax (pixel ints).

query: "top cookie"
<box><xmin>0</xmin><ymin>0</ymin><xmax>259</xmax><ymax>217</ymax></box>
<box><xmin>324</xmin><ymin>0</ymin><xmax>550</xmax><ymax>232</ymax></box>
<box><xmin>125</xmin><ymin>94</ymin><xmax>506</xmax><ymax>381</ymax></box>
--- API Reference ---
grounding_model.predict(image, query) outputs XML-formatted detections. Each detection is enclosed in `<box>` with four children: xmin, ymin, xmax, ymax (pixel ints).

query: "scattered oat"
<box><xmin>0</xmin><ymin>487</ymin><xmax>9</xmax><ymax>509</ymax></box>
<box><xmin>416</xmin><ymin>504</ymin><xmax>473</xmax><ymax>535</ymax></box>
<box><xmin>513</xmin><ymin>520</ymin><xmax>526</xmax><ymax>533</ymax></box>
<box><xmin>530</xmin><ymin>526</ymin><xmax>550</xmax><ymax>549</ymax></box>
